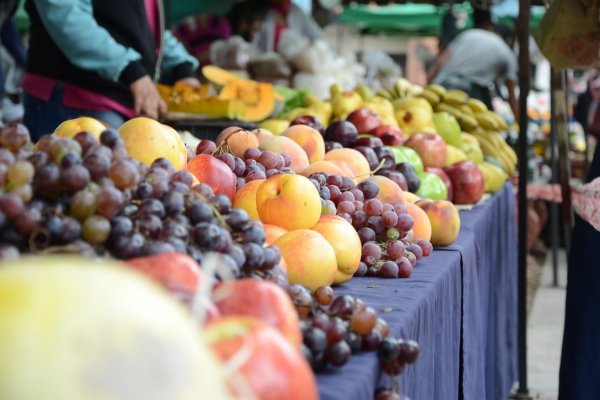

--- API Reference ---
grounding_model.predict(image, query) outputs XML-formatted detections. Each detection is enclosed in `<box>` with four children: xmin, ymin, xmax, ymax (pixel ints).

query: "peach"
<box><xmin>299</xmin><ymin>160</ymin><xmax>348</xmax><ymax>179</ymax></box>
<box><xmin>251</xmin><ymin>128</ymin><xmax>274</xmax><ymax>145</ymax></box>
<box><xmin>311</xmin><ymin>215</ymin><xmax>362</xmax><ymax>285</ymax></box>
<box><xmin>119</xmin><ymin>117</ymin><xmax>187</xmax><ymax>169</ymax></box>
<box><xmin>416</xmin><ymin>199</ymin><xmax>460</xmax><ymax>246</ymax></box>
<box><xmin>215</xmin><ymin>127</ymin><xmax>259</xmax><ymax>157</ymax></box>
<box><xmin>205</xmin><ymin>317</ymin><xmax>318</xmax><ymax>400</ymax></box>
<box><xmin>53</xmin><ymin>116</ymin><xmax>107</xmax><ymax>139</ymax></box>
<box><xmin>281</xmin><ymin>125</ymin><xmax>325</xmax><ymax>163</ymax></box>
<box><xmin>256</xmin><ymin>174</ymin><xmax>321</xmax><ymax>230</ymax></box>
<box><xmin>324</xmin><ymin>148</ymin><xmax>371</xmax><ymax>182</ymax></box>
<box><xmin>406</xmin><ymin>202</ymin><xmax>432</xmax><ymax>241</ymax></box>
<box><xmin>371</xmin><ymin>175</ymin><xmax>405</xmax><ymax>205</ymax></box>
<box><xmin>259</xmin><ymin>136</ymin><xmax>310</xmax><ymax>172</ymax></box>
<box><xmin>403</xmin><ymin>191</ymin><xmax>421</xmax><ymax>204</ymax></box>
<box><xmin>274</xmin><ymin>229</ymin><xmax>338</xmax><ymax>291</ymax></box>
<box><xmin>264</xmin><ymin>224</ymin><xmax>288</xmax><ymax>245</ymax></box>
<box><xmin>212</xmin><ymin>279</ymin><xmax>302</xmax><ymax>347</ymax></box>
<box><xmin>233</xmin><ymin>179</ymin><xmax>265</xmax><ymax>220</ymax></box>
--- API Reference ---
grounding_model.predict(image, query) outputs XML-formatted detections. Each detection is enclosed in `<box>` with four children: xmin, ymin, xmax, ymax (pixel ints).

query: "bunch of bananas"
<box><xmin>416</xmin><ymin>85</ymin><xmax>517</xmax><ymax>175</ymax></box>
<box><xmin>376</xmin><ymin>78</ymin><xmax>424</xmax><ymax>101</ymax></box>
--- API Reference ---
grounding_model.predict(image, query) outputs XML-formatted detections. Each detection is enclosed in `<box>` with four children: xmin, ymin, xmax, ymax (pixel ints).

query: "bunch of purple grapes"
<box><xmin>290</xmin><ymin>284</ymin><xmax>420</xmax><ymax>380</ymax></box>
<box><xmin>195</xmin><ymin>139</ymin><xmax>294</xmax><ymax>190</ymax></box>
<box><xmin>307</xmin><ymin>172</ymin><xmax>432</xmax><ymax>279</ymax></box>
<box><xmin>0</xmin><ymin>125</ymin><xmax>286</xmax><ymax>284</ymax></box>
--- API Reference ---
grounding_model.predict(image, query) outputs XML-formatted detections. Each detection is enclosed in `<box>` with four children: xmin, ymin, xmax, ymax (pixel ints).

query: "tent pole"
<box><xmin>549</xmin><ymin>68</ymin><xmax>560</xmax><ymax>287</ymax></box>
<box><xmin>512</xmin><ymin>0</ymin><xmax>532</xmax><ymax>398</ymax></box>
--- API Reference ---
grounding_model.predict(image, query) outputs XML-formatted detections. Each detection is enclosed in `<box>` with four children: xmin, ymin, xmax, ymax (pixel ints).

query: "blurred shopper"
<box><xmin>23</xmin><ymin>0</ymin><xmax>199</xmax><ymax>141</ymax></box>
<box><xmin>253</xmin><ymin>0</ymin><xmax>326</xmax><ymax>53</ymax></box>
<box><xmin>0</xmin><ymin>0</ymin><xmax>26</xmax><ymax>123</ymax></box>
<box><xmin>428</xmin><ymin>8</ymin><xmax>519</xmax><ymax>119</ymax></box>
<box><xmin>559</xmin><ymin>80</ymin><xmax>600</xmax><ymax>400</ymax></box>
<box><xmin>172</xmin><ymin>1</ymin><xmax>268</xmax><ymax>70</ymax></box>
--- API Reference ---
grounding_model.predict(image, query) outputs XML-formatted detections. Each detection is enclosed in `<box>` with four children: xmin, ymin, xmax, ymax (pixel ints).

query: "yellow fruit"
<box><xmin>479</xmin><ymin>161</ymin><xmax>508</xmax><ymax>192</ymax></box>
<box><xmin>0</xmin><ymin>256</ymin><xmax>232</xmax><ymax>400</ymax></box>
<box><xmin>416</xmin><ymin>89</ymin><xmax>441</xmax><ymax>107</ymax></box>
<box><xmin>426</xmin><ymin>84</ymin><xmax>447</xmax><ymax>97</ymax></box>
<box><xmin>393</xmin><ymin>97</ymin><xmax>433</xmax><ymax>114</ymax></box>
<box><xmin>444</xmin><ymin>145</ymin><xmax>468</xmax><ymax>166</ymax></box>
<box><xmin>119</xmin><ymin>117</ymin><xmax>187</xmax><ymax>169</ymax></box>
<box><xmin>475</xmin><ymin>113</ymin><xmax>499</xmax><ymax>130</ymax></box>
<box><xmin>443</xmin><ymin>89</ymin><xmax>469</xmax><ymax>107</ymax></box>
<box><xmin>467</xmin><ymin>98</ymin><xmax>488</xmax><ymax>113</ymax></box>
<box><xmin>259</xmin><ymin>119</ymin><xmax>290</xmax><ymax>135</ymax></box>
<box><xmin>53</xmin><ymin>117</ymin><xmax>106</xmax><ymax>139</ymax></box>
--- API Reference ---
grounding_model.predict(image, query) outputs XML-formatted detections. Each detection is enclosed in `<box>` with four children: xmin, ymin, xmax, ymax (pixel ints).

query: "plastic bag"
<box><xmin>534</xmin><ymin>0</ymin><xmax>600</xmax><ymax>69</ymax></box>
<box><xmin>210</xmin><ymin>36</ymin><xmax>257</xmax><ymax>70</ymax></box>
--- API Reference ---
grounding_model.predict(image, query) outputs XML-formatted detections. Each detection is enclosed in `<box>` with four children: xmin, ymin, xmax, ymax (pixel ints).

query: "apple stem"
<box><xmin>355</xmin><ymin>158</ymin><xmax>387</xmax><ymax>181</ymax></box>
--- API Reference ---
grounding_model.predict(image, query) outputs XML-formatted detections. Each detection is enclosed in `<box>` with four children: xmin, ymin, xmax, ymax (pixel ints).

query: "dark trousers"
<box><xmin>559</xmin><ymin>142</ymin><xmax>600</xmax><ymax>399</ymax></box>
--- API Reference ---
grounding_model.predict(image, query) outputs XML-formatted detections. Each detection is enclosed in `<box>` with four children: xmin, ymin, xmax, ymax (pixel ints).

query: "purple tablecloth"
<box><xmin>317</xmin><ymin>183</ymin><xmax>518</xmax><ymax>400</ymax></box>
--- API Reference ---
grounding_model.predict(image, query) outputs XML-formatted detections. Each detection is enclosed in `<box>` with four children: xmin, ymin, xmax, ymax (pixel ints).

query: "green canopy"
<box><xmin>165</xmin><ymin>0</ymin><xmax>237</xmax><ymax>27</ymax></box>
<box><xmin>339</xmin><ymin>3</ymin><xmax>546</xmax><ymax>37</ymax></box>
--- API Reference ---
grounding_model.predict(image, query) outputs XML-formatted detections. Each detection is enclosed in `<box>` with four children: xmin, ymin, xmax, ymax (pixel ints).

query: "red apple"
<box><xmin>370</xmin><ymin>124</ymin><xmax>406</xmax><ymax>146</ymax></box>
<box><xmin>289</xmin><ymin>115</ymin><xmax>325</xmax><ymax>134</ymax></box>
<box><xmin>187</xmin><ymin>154</ymin><xmax>237</xmax><ymax>200</ymax></box>
<box><xmin>425</xmin><ymin>167</ymin><xmax>454</xmax><ymax>202</ymax></box>
<box><xmin>346</xmin><ymin>107</ymin><xmax>382</xmax><ymax>134</ymax></box>
<box><xmin>204</xmin><ymin>317</ymin><xmax>318</xmax><ymax>400</ymax></box>
<box><xmin>443</xmin><ymin>160</ymin><xmax>484</xmax><ymax>204</ymax></box>
<box><xmin>404</xmin><ymin>132</ymin><xmax>447</xmax><ymax>168</ymax></box>
<box><xmin>212</xmin><ymin>279</ymin><xmax>302</xmax><ymax>347</ymax></box>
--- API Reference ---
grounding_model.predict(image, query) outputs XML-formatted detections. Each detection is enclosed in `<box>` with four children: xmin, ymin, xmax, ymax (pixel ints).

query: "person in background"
<box><xmin>427</xmin><ymin>8</ymin><xmax>519</xmax><ymax>120</ymax></box>
<box><xmin>253</xmin><ymin>0</ymin><xmax>326</xmax><ymax>53</ymax></box>
<box><xmin>23</xmin><ymin>0</ymin><xmax>199</xmax><ymax>141</ymax></box>
<box><xmin>0</xmin><ymin>0</ymin><xmax>26</xmax><ymax>123</ymax></box>
<box><xmin>172</xmin><ymin>1</ymin><xmax>268</xmax><ymax>71</ymax></box>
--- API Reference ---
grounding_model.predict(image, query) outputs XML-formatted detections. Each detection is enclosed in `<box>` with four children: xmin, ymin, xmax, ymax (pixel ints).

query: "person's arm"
<box><xmin>505</xmin><ymin>79</ymin><xmax>519</xmax><ymax>123</ymax></box>
<box><xmin>427</xmin><ymin>48</ymin><xmax>451</xmax><ymax>84</ymax></box>
<box><xmin>160</xmin><ymin>30</ymin><xmax>199</xmax><ymax>82</ymax></box>
<box><xmin>292</xmin><ymin>6</ymin><xmax>324</xmax><ymax>42</ymax></box>
<box><xmin>33</xmin><ymin>0</ymin><xmax>146</xmax><ymax>85</ymax></box>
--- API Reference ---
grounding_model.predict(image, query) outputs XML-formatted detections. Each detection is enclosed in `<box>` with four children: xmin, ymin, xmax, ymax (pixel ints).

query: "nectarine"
<box><xmin>259</xmin><ymin>136</ymin><xmax>310</xmax><ymax>172</ymax></box>
<box><xmin>311</xmin><ymin>215</ymin><xmax>362</xmax><ymax>285</ymax></box>
<box><xmin>233</xmin><ymin>179</ymin><xmax>265</xmax><ymax>220</ymax></box>
<box><xmin>256</xmin><ymin>174</ymin><xmax>321</xmax><ymax>230</ymax></box>
<box><xmin>215</xmin><ymin>127</ymin><xmax>259</xmax><ymax>158</ymax></box>
<box><xmin>405</xmin><ymin>202</ymin><xmax>432</xmax><ymax>241</ymax></box>
<box><xmin>324</xmin><ymin>148</ymin><xmax>371</xmax><ymax>182</ymax></box>
<box><xmin>264</xmin><ymin>224</ymin><xmax>288</xmax><ymax>245</ymax></box>
<box><xmin>274</xmin><ymin>229</ymin><xmax>338</xmax><ymax>291</ymax></box>
<box><xmin>416</xmin><ymin>199</ymin><xmax>460</xmax><ymax>246</ymax></box>
<box><xmin>371</xmin><ymin>175</ymin><xmax>405</xmax><ymax>205</ymax></box>
<box><xmin>281</xmin><ymin>125</ymin><xmax>325</xmax><ymax>163</ymax></box>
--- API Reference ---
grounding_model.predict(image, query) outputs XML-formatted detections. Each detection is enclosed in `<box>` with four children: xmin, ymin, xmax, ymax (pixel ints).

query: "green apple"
<box><xmin>386</xmin><ymin>145</ymin><xmax>424</xmax><ymax>174</ymax></box>
<box><xmin>416</xmin><ymin>172</ymin><xmax>448</xmax><ymax>200</ymax></box>
<box><xmin>432</xmin><ymin>112</ymin><xmax>462</xmax><ymax>148</ymax></box>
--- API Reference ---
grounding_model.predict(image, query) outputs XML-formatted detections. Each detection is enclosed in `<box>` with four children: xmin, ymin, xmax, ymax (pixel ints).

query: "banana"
<box><xmin>395</xmin><ymin>78</ymin><xmax>413</xmax><ymax>98</ymax></box>
<box><xmin>376</xmin><ymin>89</ymin><xmax>393</xmax><ymax>100</ymax></box>
<box><xmin>354</xmin><ymin>84</ymin><xmax>373</xmax><ymax>101</ymax></box>
<box><xmin>475</xmin><ymin>113</ymin><xmax>499</xmax><ymax>130</ymax></box>
<box><xmin>488</xmin><ymin>111</ymin><xmax>508</xmax><ymax>131</ymax></box>
<box><xmin>460</xmin><ymin>104</ymin><xmax>474</xmax><ymax>116</ymax></box>
<box><xmin>443</xmin><ymin>89</ymin><xmax>469</xmax><ymax>107</ymax></box>
<box><xmin>458</xmin><ymin>114</ymin><xmax>478</xmax><ymax>132</ymax></box>
<box><xmin>416</xmin><ymin>89</ymin><xmax>441</xmax><ymax>107</ymax></box>
<box><xmin>426</xmin><ymin>84</ymin><xmax>447</xmax><ymax>97</ymax></box>
<box><xmin>467</xmin><ymin>98</ymin><xmax>488</xmax><ymax>113</ymax></box>
<box><xmin>471</xmin><ymin>130</ymin><xmax>515</xmax><ymax>174</ymax></box>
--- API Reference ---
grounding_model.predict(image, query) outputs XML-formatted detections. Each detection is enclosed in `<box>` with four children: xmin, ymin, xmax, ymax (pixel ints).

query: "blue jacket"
<box><xmin>25</xmin><ymin>0</ymin><xmax>198</xmax><ymax>108</ymax></box>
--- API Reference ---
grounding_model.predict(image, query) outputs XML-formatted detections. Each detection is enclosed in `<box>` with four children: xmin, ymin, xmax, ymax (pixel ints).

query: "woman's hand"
<box><xmin>129</xmin><ymin>75</ymin><xmax>167</xmax><ymax>119</ymax></box>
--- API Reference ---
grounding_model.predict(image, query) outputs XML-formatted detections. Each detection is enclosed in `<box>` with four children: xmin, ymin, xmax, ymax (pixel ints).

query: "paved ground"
<box><xmin>527</xmin><ymin>249</ymin><xmax>567</xmax><ymax>400</ymax></box>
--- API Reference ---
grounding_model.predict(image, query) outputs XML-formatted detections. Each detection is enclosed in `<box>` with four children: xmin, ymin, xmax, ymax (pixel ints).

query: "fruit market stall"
<box><xmin>317</xmin><ymin>183</ymin><xmax>517</xmax><ymax>400</ymax></box>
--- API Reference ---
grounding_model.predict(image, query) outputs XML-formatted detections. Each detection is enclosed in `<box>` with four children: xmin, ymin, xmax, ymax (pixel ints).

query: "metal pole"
<box><xmin>549</xmin><ymin>68</ymin><xmax>560</xmax><ymax>287</ymax></box>
<box><xmin>512</xmin><ymin>0</ymin><xmax>532</xmax><ymax>398</ymax></box>
<box><xmin>556</xmin><ymin>71</ymin><xmax>573</xmax><ymax>250</ymax></box>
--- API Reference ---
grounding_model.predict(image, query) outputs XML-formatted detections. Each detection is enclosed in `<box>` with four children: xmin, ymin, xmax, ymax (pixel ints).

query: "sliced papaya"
<box><xmin>218</xmin><ymin>81</ymin><xmax>276</xmax><ymax>122</ymax></box>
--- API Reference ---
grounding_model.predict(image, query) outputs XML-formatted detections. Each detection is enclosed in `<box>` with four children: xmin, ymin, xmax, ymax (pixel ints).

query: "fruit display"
<box><xmin>0</xmin><ymin>118</ymin><xmax>426</xmax><ymax>399</ymax></box>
